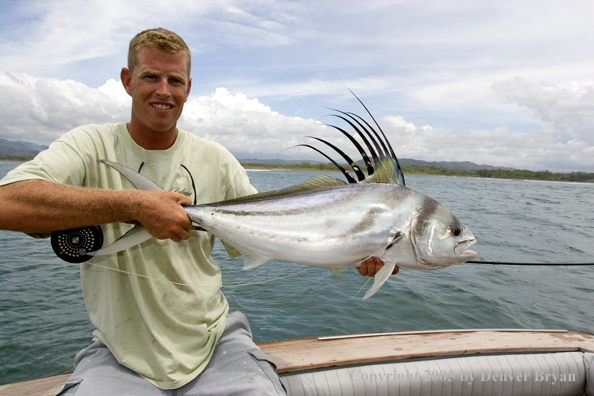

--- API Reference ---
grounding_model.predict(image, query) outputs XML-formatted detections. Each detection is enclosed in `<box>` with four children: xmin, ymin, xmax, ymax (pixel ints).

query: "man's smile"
<box><xmin>151</xmin><ymin>103</ymin><xmax>174</xmax><ymax>110</ymax></box>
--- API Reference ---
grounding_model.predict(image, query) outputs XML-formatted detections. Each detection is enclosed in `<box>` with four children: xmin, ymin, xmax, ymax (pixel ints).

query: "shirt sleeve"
<box><xmin>0</xmin><ymin>132</ymin><xmax>88</xmax><ymax>188</ymax></box>
<box><xmin>0</xmin><ymin>126</ymin><xmax>99</xmax><ymax>238</ymax></box>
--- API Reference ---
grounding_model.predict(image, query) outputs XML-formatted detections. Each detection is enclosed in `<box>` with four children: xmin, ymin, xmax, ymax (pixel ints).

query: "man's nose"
<box><xmin>156</xmin><ymin>78</ymin><xmax>171</xmax><ymax>96</ymax></box>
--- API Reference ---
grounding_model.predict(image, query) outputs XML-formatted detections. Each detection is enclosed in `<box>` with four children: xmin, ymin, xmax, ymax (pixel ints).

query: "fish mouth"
<box><xmin>454</xmin><ymin>239</ymin><xmax>477</xmax><ymax>260</ymax></box>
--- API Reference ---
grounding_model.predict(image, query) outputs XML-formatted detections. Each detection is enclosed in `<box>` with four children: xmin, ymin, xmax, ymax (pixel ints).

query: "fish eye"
<box><xmin>451</xmin><ymin>226</ymin><xmax>461</xmax><ymax>236</ymax></box>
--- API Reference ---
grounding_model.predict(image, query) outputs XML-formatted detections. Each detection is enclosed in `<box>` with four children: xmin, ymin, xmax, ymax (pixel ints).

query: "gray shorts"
<box><xmin>55</xmin><ymin>312</ymin><xmax>286</xmax><ymax>396</ymax></box>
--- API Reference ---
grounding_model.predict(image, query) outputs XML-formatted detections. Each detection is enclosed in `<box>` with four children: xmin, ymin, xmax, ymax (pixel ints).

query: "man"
<box><xmin>0</xmin><ymin>28</ymin><xmax>393</xmax><ymax>395</ymax></box>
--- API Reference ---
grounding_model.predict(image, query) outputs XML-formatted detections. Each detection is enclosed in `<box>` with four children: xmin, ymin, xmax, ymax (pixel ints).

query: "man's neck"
<box><xmin>126</xmin><ymin>121</ymin><xmax>178</xmax><ymax>150</ymax></box>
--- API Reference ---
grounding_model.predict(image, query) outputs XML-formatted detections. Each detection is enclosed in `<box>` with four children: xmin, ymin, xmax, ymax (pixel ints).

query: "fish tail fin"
<box><xmin>363</xmin><ymin>262</ymin><xmax>396</xmax><ymax>300</ymax></box>
<box><xmin>98</xmin><ymin>160</ymin><xmax>164</xmax><ymax>191</ymax></box>
<box><xmin>89</xmin><ymin>224</ymin><xmax>152</xmax><ymax>257</ymax></box>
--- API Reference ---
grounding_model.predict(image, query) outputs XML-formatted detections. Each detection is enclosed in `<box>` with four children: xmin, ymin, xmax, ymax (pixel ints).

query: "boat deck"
<box><xmin>1</xmin><ymin>329</ymin><xmax>593</xmax><ymax>396</ymax></box>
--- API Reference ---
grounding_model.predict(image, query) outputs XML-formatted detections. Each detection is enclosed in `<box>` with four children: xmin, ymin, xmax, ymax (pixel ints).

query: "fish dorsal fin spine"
<box><xmin>302</xmin><ymin>90</ymin><xmax>406</xmax><ymax>187</ymax></box>
<box><xmin>364</xmin><ymin>160</ymin><xmax>404</xmax><ymax>186</ymax></box>
<box><xmin>208</xmin><ymin>175</ymin><xmax>347</xmax><ymax>206</ymax></box>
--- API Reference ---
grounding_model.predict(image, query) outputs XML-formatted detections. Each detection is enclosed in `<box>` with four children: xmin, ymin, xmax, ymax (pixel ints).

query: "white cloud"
<box><xmin>179</xmin><ymin>88</ymin><xmax>325</xmax><ymax>155</ymax></box>
<box><xmin>291</xmin><ymin>78</ymin><xmax>594</xmax><ymax>172</ymax></box>
<box><xmin>492</xmin><ymin>78</ymin><xmax>594</xmax><ymax>145</ymax></box>
<box><xmin>1</xmin><ymin>73</ymin><xmax>593</xmax><ymax>172</ymax></box>
<box><xmin>381</xmin><ymin>119</ymin><xmax>594</xmax><ymax>172</ymax></box>
<box><xmin>0</xmin><ymin>71</ymin><xmax>325</xmax><ymax>157</ymax></box>
<box><xmin>372</xmin><ymin>78</ymin><xmax>594</xmax><ymax>172</ymax></box>
<box><xmin>0</xmin><ymin>70</ymin><xmax>130</xmax><ymax>143</ymax></box>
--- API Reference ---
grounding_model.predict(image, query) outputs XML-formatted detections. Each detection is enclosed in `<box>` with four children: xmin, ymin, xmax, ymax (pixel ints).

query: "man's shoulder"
<box><xmin>54</xmin><ymin>123</ymin><xmax>122</xmax><ymax>144</ymax></box>
<box><xmin>179</xmin><ymin>130</ymin><xmax>225</xmax><ymax>149</ymax></box>
<box><xmin>178</xmin><ymin>130</ymin><xmax>236</xmax><ymax>160</ymax></box>
<box><xmin>54</xmin><ymin>123</ymin><xmax>125</xmax><ymax>151</ymax></box>
<box><xmin>62</xmin><ymin>123</ymin><xmax>123</xmax><ymax>137</ymax></box>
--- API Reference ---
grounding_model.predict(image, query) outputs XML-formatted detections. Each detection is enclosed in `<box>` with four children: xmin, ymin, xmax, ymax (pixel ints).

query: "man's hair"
<box><xmin>128</xmin><ymin>28</ymin><xmax>191</xmax><ymax>76</ymax></box>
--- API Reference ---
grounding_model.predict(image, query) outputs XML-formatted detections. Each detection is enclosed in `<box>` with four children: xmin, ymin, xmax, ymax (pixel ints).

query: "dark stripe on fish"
<box><xmin>415</xmin><ymin>196</ymin><xmax>440</xmax><ymax>226</ymax></box>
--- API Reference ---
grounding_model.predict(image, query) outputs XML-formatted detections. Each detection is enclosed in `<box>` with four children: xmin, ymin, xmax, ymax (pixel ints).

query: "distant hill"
<box><xmin>398</xmin><ymin>158</ymin><xmax>514</xmax><ymax>171</ymax></box>
<box><xmin>0</xmin><ymin>139</ymin><xmax>48</xmax><ymax>156</ymax></box>
<box><xmin>238</xmin><ymin>158</ymin><xmax>326</xmax><ymax>166</ymax></box>
<box><xmin>238</xmin><ymin>157</ymin><xmax>513</xmax><ymax>171</ymax></box>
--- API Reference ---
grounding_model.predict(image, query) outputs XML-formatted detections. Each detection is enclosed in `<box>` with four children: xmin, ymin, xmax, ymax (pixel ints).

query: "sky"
<box><xmin>1</xmin><ymin>0</ymin><xmax>593</xmax><ymax>172</ymax></box>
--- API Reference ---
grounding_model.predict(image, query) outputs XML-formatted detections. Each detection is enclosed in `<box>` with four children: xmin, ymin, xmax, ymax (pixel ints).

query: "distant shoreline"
<box><xmin>0</xmin><ymin>154</ymin><xmax>36</xmax><ymax>162</ymax></box>
<box><xmin>241</xmin><ymin>162</ymin><xmax>594</xmax><ymax>183</ymax></box>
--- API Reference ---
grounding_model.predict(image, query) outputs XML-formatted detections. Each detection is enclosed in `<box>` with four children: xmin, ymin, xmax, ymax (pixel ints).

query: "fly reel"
<box><xmin>51</xmin><ymin>226</ymin><xmax>104</xmax><ymax>263</ymax></box>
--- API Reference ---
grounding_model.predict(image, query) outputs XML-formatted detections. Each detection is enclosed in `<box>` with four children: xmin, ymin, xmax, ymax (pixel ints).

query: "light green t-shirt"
<box><xmin>0</xmin><ymin>123</ymin><xmax>257</xmax><ymax>389</ymax></box>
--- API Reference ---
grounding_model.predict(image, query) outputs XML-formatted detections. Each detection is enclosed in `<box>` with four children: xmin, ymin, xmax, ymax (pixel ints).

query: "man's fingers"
<box><xmin>358</xmin><ymin>257</ymin><xmax>381</xmax><ymax>277</ymax></box>
<box><xmin>179</xmin><ymin>219</ymin><xmax>192</xmax><ymax>241</ymax></box>
<box><xmin>358</xmin><ymin>257</ymin><xmax>399</xmax><ymax>277</ymax></box>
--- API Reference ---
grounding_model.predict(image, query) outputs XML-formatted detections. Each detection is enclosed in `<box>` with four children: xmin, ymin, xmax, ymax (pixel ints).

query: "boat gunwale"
<box><xmin>2</xmin><ymin>329</ymin><xmax>593</xmax><ymax>395</ymax></box>
<box><xmin>316</xmin><ymin>328</ymin><xmax>574</xmax><ymax>341</ymax></box>
<box><xmin>259</xmin><ymin>328</ymin><xmax>594</xmax><ymax>374</ymax></box>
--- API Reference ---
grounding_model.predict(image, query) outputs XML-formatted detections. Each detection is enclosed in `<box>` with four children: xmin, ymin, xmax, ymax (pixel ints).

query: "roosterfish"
<box><xmin>54</xmin><ymin>95</ymin><xmax>477</xmax><ymax>299</ymax></box>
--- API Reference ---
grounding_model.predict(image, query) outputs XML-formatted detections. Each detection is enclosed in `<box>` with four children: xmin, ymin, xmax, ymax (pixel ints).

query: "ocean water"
<box><xmin>0</xmin><ymin>162</ymin><xmax>593</xmax><ymax>385</ymax></box>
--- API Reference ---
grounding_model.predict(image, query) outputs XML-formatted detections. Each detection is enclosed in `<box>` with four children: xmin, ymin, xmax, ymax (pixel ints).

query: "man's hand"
<box><xmin>357</xmin><ymin>257</ymin><xmax>399</xmax><ymax>277</ymax></box>
<box><xmin>135</xmin><ymin>191</ymin><xmax>192</xmax><ymax>242</ymax></box>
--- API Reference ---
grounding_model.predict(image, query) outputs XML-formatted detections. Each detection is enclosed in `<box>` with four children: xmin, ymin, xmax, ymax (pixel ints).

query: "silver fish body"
<box><xmin>184</xmin><ymin>180</ymin><xmax>476</xmax><ymax>272</ymax></box>
<box><xmin>92</xmin><ymin>159</ymin><xmax>477</xmax><ymax>299</ymax></box>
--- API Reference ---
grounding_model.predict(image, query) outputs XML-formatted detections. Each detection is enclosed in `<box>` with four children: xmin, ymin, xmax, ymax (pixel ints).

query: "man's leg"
<box><xmin>54</xmin><ymin>342</ymin><xmax>168</xmax><ymax>396</ymax></box>
<box><xmin>179</xmin><ymin>311</ymin><xmax>286</xmax><ymax>396</ymax></box>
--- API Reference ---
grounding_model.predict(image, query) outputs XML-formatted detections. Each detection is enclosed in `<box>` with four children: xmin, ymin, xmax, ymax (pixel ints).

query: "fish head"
<box><xmin>412</xmin><ymin>198</ymin><xmax>477</xmax><ymax>268</ymax></box>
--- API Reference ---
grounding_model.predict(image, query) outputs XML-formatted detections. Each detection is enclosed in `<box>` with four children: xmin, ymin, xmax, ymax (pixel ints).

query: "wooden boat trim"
<box><xmin>0</xmin><ymin>373</ymin><xmax>70</xmax><ymax>396</ymax></box>
<box><xmin>316</xmin><ymin>328</ymin><xmax>570</xmax><ymax>341</ymax></box>
<box><xmin>1</xmin><ymin>329</ymin><xmax>593</xmax><ymax>395</ymax></box>
<box><xmin>259</xmin><ymin>329</ymin><xmax>594</xmax><ymax>374</ymax></box>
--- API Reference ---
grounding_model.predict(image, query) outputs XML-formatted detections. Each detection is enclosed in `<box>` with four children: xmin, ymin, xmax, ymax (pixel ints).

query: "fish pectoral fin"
<box><xmin>362</xmin><ymin>262</ymin><xmax>397</xmax><ymax>300</ymax></box>
<box><xmin>89</xmin><ymin>224</ymin><xmax>152</xmax><ymax>256</ymax></box>
<box><xmin>385</xmin><ymin>230</ymin><xmax>405</xmax><ymax>250</ymax></box>
<box><xmin>331</xmin><ymin>268</ymin><xmax>341</xmax><ymax>276</ymax></box>
<box><xmin>242</xmin><ymin>253</ymin><xmax>270</xmax><ymax>270</ymax></box>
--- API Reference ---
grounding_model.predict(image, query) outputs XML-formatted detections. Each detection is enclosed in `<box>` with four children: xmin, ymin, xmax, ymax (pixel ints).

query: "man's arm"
<box><xmin>0</xmin><ymin>180</ymin><xmax>192</xmax><ymax>242</ymax></box>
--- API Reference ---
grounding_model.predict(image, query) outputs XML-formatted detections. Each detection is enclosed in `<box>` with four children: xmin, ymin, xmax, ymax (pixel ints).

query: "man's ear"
<box><xmin>121</xmin><ymin>67</ymin><xmax>133</xmax><ymax>96</ymax></box>
<box><xmin>185</xmin><ymin>77</ymin><xmax>192</xmax><ymax>102</ymax></box>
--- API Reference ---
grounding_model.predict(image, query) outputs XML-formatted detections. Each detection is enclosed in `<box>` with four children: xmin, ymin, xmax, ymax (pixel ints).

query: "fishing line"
<box><xmin>86</xmin><ymin>262</ymin><xmax>189</xmax><ymax>286</ymax></box>
<box><xmin>468</xmin><ymin>260</ymin><xmax>594</xmax><ymax>266</ymax></box>
<box><xmin>221</xmin><ymin>267</ymin><xmax>317</xmax><ymax>287</ymax></box>
<box><xmin>353</xmin><ymin>277</ymin><xmax>372</xmax><ymax>298</ymax></box>
<box><xmin>85</xmin><ymin>261</ymin><xmax>317</xmax><ymax>288</ymax></box>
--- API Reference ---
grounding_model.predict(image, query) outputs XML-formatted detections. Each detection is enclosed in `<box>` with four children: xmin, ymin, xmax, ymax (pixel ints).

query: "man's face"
<box><xmin>122</xmin><ymin>48</ymin><xmax>191</xmax><ymax>135</ymax></box>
